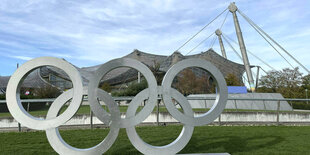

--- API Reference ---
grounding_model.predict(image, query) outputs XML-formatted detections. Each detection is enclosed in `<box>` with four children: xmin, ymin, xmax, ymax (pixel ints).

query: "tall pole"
<box><xmin>215</xmin><ymin>29</ymin><xmax>227</xmax><ymax>59</ymax></box>
<box><xmin>306</xmin><ymin>89</ymin><xmax>308</xmax><ymax>104</ymax></box>
<box><xmin>17</xmin><ymin>63</ymin><xmax>21</xmax><ymax>132</ymax></box>
<box><xmin>229</xmin><ymin>2</ymin><xmax>255</xmax><ymax>92</ymax></box>
<box><xmin>138</xmin><ymin>72</ymin><xmax>141</xmax><ymax>83</ymax></box>
<box><xmin>255</xmin><ymin>66</ymin><xmax>260</xmax><ymax>90</ymax></box>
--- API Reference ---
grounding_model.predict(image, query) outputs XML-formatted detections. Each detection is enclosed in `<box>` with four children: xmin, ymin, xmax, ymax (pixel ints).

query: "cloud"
<box><xmin>0</xmin><ymin>0</ymin><xmax>309</xmax><ymax>76</ymax></box>
<box><xmin>8</xmin><ymin>55</ymin><xmax>32</xmax><ymax>61</ymax></box>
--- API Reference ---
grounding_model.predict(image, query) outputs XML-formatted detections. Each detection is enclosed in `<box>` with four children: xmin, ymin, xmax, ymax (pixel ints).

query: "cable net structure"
<box><xmin>172</xmin><ymin>2</ymin><xmax>309</xmax><ymax>91</ymax></box>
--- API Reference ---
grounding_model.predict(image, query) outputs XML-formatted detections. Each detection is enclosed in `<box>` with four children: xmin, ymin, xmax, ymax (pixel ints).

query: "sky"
<box><xmin>0</xmin><ymin>0</ymin><xmax>310</xmax><ymax>76</ymax></box>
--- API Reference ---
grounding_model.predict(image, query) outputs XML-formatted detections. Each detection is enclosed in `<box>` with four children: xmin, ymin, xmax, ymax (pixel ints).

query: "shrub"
<box><xmin>33</xmin><ymin>85</ymin><xmax>61</xmax><ymax>98</ymax></box>
<box><xmin>112</xmin><ymin>80</ymin><xmax>147</xmax><ymax>96</ymax></box>
<box><xmin>291</xmin><ymin>102</ymin><xmax>310</xmax><ymax>110</ymax></box>
<box><xmin>0</xmin><ymin>94</ymin><xmax>5</xmax><ymax>100</ymax></box>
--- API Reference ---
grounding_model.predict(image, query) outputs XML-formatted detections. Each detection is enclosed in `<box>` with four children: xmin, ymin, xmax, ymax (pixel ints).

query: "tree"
<box><xmin>175</xmin><ymin>68</ymin><xmax>214</xmax><ymax>95</ymax></box>
<box><xmin>281</xmin><ymin>68</ymin><xmax>303</xmax><ymax>87</ymax></box>
<box><xmin>112</xmin><ymin>80</ymin><xmax>147</xmax><ymax>96</ymax></box>
<box><xmin>100</xmin><ymin>82</ymin><xmax>111</xmax><ymax>93</ymax></box>
<box><xmin>225</xmin><ymin>73</ymin><xmax>242</xmax><ymax>86</ymax></box>
<box><xmin>0</xmin><ymin>94</ymin><xmax>5</xmax><ymax>100</ymax></box>
<box><xmin>176</xmin><ymin>69</ymin><xmax>198</xmax><ymax>95</ymax></box>
<box><xmin>34</xmin><ymin>85</ymin><xmax>61</xmax><ymax>98</ymax></box>
<box><xmin>258</xmin><ymin>67</ymin><xmax>303</xmax><ymax>98</ymax></box>
<box><xmin>149</xmin><ymin>60</ymin><xmax>165</xmax><ymax>85</ymax></box>
<box><xmin>196</xmin><ymin>74</ymin><xmax>212</xmax><ymax>94</ymax></box>
<box><xmin>302</xmin><ymin>74</ymin><xmax>310</xmax><ymax>90</ymax></box>
<box><xmin>258</xmin><ymin>70</ymin><xmax>282</xmax><ymax>92</ymax></box>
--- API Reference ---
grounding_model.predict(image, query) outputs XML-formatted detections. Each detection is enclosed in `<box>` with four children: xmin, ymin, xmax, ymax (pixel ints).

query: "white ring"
<box><xmin>46</xmin><ymin>88</ymin><xmax>120</xmax><ymax>155</ymax></box>
<box><xmin>162</xmin><ymin>59</ymin><xmax>228</xmax><ymax>126</ymax></box>
<box><xmin>126</xmin><ymin>87</ymin><xmax>194</xmax><ymax>155</ymax></box>
<box><xmin>88</xmin><ymin>58</ymin><xmax>158</xmax><ymax>128</ymax></box>
<box><xmin>6</xmin><ymin>57</ymin><xmax>83</xmax><ymax>130</ymax></box>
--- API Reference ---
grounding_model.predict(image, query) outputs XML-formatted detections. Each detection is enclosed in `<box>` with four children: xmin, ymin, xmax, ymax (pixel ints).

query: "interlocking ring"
<box><xmin>6</xmin><ymin>57</ymin><xmax>228</xmax><ymax>155</ymax></box>
<box><xmin>88</xmin><ymin>58</ymin><xmax>158</xmax><ymax>128</ymax></box>
<box><xmin>6</xmin><ymin>57</ymin><xmax>83</xmax><ymax>130</ymax></box>
<box><xmin>126</xmin><ymin>86</ymin><xmax>194</xmax><ymax>155</ymax></box>
<box><xmin>162</xmin><ymin>59</ymin><xmax>228</xmax><ymax>126</ymax></box>
<box><xmin>46</xmin><ymin>87</ymin><xmax>120</xmax><ymax>155</ymax></box>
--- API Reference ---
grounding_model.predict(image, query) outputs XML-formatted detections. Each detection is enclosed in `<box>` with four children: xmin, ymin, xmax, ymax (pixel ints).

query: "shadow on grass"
<box><xmin>182</xmin><ymin>135</ymin><xmax>284</xmax><ymax>154</ymax></box>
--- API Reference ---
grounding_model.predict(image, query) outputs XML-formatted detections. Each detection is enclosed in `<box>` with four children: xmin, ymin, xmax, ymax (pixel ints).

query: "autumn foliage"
<box><xmin>174</xmin><ymin>68</ymin><xmax>215</xmax><ymax>95</ymax></box>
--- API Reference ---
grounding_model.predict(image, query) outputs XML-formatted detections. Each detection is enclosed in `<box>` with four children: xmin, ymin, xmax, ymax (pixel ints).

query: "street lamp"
<box><xmin>306</xmin><ymin>89</ymin><xmax>308</xmax><ymax>104</ymax></box>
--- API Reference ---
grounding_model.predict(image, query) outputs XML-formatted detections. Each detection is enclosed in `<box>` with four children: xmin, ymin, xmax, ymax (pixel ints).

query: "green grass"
<box><xmin>0</xmin><ymin>126</ymin><xmax>310</xmax><ymax>154</ymax></box>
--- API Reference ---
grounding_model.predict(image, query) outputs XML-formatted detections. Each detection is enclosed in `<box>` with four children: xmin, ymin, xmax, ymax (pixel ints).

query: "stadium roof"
<box><xmin>0</xmin><ymin>48</ymin><xmax>248</xmax><ymax>89</ymax></box>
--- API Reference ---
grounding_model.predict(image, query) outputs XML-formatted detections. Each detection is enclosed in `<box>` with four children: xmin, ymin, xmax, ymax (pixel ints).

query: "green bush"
<box><xmin>0</xmin><ymin>94</ymin><xmax>5</xmax><ymax>100</ymax></box>
<box><xmin>0</xmin><ymin>94</ymin><xmax>39</xmax><ymax>100</ymax></box>
<box><xmin>112</xmin><ymin>80</ymin><xmax>147</xmax><ymax>96</ymax></box>
<box><xmin>20</xmin><ymin>94</ymin><xmax>38</xmax><ymax>99</ymax></box>
<box><xmin>291</xmin><ymin>102</ymin><xmax>310</xmax><ymax>110</ymax></box>
<box><xmin>100</xmin><ymin>82</ymin><xmax>112</xmax><ymax>92</ymax></box>
<box><xmin>33</xmin><ymin>85</ymin><xmax>61</xmax><ymax>98</ymax></box>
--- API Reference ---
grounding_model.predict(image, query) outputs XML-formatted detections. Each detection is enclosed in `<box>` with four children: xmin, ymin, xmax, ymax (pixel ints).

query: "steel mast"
<box><xmin>229</xmin><ymin>2</ymin><xmax>255</xmax><ymax>92</ymax></box>
<box><xmin>215</xmin><ymin>29</ymin><xmax>227</xmax><ymax>59</ymax></box>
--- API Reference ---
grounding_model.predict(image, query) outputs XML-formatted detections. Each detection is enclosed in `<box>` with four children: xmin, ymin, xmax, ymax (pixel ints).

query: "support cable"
<box><xmin>239</xmin><ymin>12</ymin><xmax>295</xmax><ymax>70</ymax></box>
<box><xmin>258</xmin><ymin>66</ymin><xmax>268</xmax><ymax>74</ymax></box>
<box><xmin>175</xmin><ymin>8</ymin><xmax>228</xmax><ymax>52</ymax></box>
<box><xmin>185</xmin><ymin>9</ymin><xmax>230</xmax><ymax>56</ymax></box>
<box><xmin>185</xmin><ymin>33</ymin><xmax>214</xmax><ymax>55</ymax></box>
<box><xmin>222</xmin><ymin>35</ymin><xmax>243</xmax><ymax>61</ymax></box>
<box><xmin>210</xmin><ymin>35</ymin><xmax>217</xmax><ymax>49</ymax></box>
<box><xmin>238</xmin><ymin>9</ymin><xmax>310</xmax><ymax>73</ymax></box>
<box><xmin>223</xmin><ymin>33</ymin><xmax>276</xmax><ymax>71</ymax></box>
<box><xmin>220</xmin><ymin>11</ymin><xmax>229</xmax><ymax>30</ymax></box>
<box><xmin>222</xmin><ymin>34</ymin><xmax>257</xmax><ymax>86</ymax></box>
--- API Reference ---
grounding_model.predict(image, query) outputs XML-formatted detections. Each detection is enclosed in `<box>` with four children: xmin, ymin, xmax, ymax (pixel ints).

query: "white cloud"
<box><xmin>8</xmin><ymin>55</ymin><xmax>32</xmax><ymax>61</ymax></box>
<box><xmin>0</xmin><ymin>0</ymin><xmax>309</xmax><ymax>76</ymax></box>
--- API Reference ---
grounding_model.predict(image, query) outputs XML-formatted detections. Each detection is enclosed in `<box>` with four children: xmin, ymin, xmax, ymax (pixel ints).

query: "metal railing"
<box><xmin>1</xmin><ymin>96</ymin><xmax>310</xmax><ymax>103</ymax></box>
<box><xmin>1</xmin><ymin>97</ymin><xmax>310</xmax><ymax>132</ymax></box>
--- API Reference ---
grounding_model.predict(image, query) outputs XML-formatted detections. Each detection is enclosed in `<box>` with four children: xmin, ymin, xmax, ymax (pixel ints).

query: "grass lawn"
<box><xmin>1</xmin><ymin>125</ymin><xmax>310</xmax><ymax>154</ymax></box>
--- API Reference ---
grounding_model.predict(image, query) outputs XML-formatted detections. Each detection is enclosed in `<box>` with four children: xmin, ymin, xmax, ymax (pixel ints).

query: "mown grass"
<box><xmin>1</xmin><ymin>126</ymin><xmax>310</xmax><ymax>154</ymax></box>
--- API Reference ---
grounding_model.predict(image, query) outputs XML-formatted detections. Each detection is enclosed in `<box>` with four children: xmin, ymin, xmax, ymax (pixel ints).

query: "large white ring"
<box><xmin>88</xmin><ymin>58</ymin><xmax>158</xmax><ymax>128</ymax></box>
<box><xmin>46</xmin><ymin>88</ymin><xmax>120</xmax><ymax>155</ymax></box>
<box><xmin>126</xmin><ymin>87</ymin><xmax>194</xmax><ymax>155</ymax></box>
<box><xmin>6</xmin><ymin>57</ymin><xmax>83</xmax><ymax>130</ymax></box>
<box><xmin>162</xmin><ymin>59</ymin><xmax>228</xmax><ymax>126</ymax></box>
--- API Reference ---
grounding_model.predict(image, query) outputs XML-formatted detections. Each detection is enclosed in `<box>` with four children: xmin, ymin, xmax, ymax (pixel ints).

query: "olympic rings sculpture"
<box><xmin>6</xmin><ymin>57</ymin><xmax>228</xmax><ymax>155</ymax></box>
